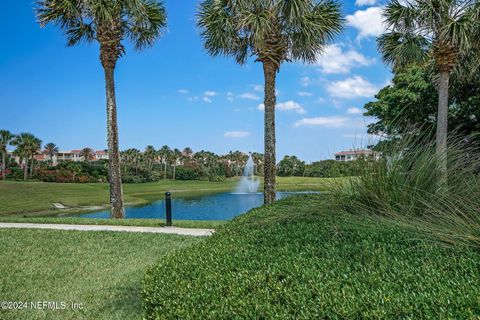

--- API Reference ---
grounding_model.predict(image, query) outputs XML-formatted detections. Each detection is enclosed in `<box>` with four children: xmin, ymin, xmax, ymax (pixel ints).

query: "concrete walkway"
<box><xmin>0</xmin><ymin>223</ymin><xmax>214</xmax><ymax>237</ymax></box>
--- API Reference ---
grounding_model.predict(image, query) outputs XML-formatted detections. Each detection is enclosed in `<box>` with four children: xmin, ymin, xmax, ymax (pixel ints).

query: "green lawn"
<box><xmin>144</xmin><ymin>194</ymin><xmax>480</xmax><ymax>319</ymax></box>
<box><xmin>0</xmin><ymin>229</ymin><xmax>199</xmax><ymax>320</ymax></box>
<box><xmin>0</xmin><ymin>177</ymin><xmax>339</xmax><ymax>217</ymax></box>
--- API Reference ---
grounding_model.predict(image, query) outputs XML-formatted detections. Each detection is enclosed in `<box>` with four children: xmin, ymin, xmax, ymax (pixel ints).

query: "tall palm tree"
<box><xmin>169</xmin><ymin>148</ymin><xmax>182</xmax><ymax>180</ymax></box>
<box><xmin>198</xmin><ymin>0</ymin><xmax>343</xmax><ymax>204</ymax></box>
<box><xmin>44</xmin><ymin>142</ymin><xmax>59</xmax><ymax>164</ymax></box>
<box><xmin>158</xmin><ymin>145</ymin><xmax>171</xmax><ymax>179</ymax></box>
<box><xmin>12</xmin><ymin>133</ymin><xmax>42</xmax><ymax>181</ymax></box>
<box><xmin>144</xmin><ymin>145</ymin><xmax>156</xmax><ymax>175</ymax></box>
<box><xmin>37</xmin><ymin>0</ymin><xmax>167</xmax><ymax>218</ymax></box>
<box><xmin>378</xmin><ymin>0</ymin><xmax>477</xmax><ymax>175</ymax></box>
<box><xmin>81</xmin><ymin>147</ymin><xmax>94</xmax><ymax>162</ymax></box>
<box><xmin>0</xmin><ymin>130</ymin><xmax>14</xmax><ymax>180</ymax></box>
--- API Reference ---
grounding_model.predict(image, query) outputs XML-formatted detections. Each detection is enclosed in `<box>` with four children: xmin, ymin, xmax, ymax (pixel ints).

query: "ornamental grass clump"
<box><xmin>333</xmin><ymin>131</ymin><xmax>480</xmax><ymax>249</ymax></box>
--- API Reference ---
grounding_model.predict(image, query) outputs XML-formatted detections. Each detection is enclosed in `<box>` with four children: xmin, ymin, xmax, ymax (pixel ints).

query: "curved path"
<box><xmin>0</xmin><ymin>222</ymin><xmax>214</xmax><ymax>237</ymax></box>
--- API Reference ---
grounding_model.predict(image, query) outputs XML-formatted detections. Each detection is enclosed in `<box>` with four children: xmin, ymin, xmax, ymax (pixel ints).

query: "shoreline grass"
<box><xmin>0</xmin><ymin>217</ymin><xmax>225</xmax><ymax>229</ymax></box>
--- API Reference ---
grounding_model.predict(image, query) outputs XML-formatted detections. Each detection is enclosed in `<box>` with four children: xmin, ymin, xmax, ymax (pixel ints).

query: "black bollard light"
<box><xmin>165</xmin><ymin>192</ymin><xmax>172</xmax><ymax>227</ymax></box>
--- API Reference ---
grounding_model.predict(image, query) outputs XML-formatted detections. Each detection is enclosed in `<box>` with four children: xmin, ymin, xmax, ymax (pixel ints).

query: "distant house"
<box><xmin>54</xmin><ymin>149</ymin><xmax>109</xmax><ymax>162</ymax></box>
<box><xmin>334</xmin><ymin>149</ymin><xmax>377</xmax><ymax>162</ymax></box>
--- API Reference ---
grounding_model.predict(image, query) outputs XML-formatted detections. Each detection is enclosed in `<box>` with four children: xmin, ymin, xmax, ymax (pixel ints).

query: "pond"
<box><xmin>74</xmin><ymin>192</ymin><xmax>309</xmax><ymax>220</ymax></box>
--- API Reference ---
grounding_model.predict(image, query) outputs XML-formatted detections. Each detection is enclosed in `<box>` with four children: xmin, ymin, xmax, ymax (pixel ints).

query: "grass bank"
<box><xmin>143</xmin><ymin>194</ymin><xmax>480</xmax><ymax>319</ymax></box>
<box><xmin>0</xmin><ymin>177</ymin><xmax>339</xmax><ymax>217</ymax></box>
<box><xmin>0</xmin><ymin>229</ymin><xmax>199</xmax><ymax>320</ymax></box>
<box><xmin>0</xmin><ymin>217</ymin><xmax>225</xmax><ymax>229</ymax></box>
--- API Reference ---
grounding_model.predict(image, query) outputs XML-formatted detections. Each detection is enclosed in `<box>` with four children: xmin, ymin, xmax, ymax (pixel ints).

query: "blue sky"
<box><xmin>0</xmin><ymin>0</ymin><xmax>391</xmax><ymax>162</ymax></box>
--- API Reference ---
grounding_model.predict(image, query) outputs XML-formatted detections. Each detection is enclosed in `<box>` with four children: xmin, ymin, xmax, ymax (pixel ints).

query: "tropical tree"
<box><xmin>378</xmin><ymin>0</ymin><xmax>478</xmax><ymax>175</ymax></box>
<box><xmin>37</xmin><ymin>0</ymin><xmax>167</xmax><ymax>218</ymax></box>
<box><xmin>44</xmin><ymin>142</ymin><xmax>59</xmax><ymax>164</ymax></box>
<box><xmin>80</xmin><ymin>147</ymin><xmax>94</xmax><ymax>162</ymax></box>
<box><xmin>197</xmin><ymin>0</ymin><xmax>343</xmax><ymax>204</ymax></box>
<box><xmin>158</xmin><ymin>145</ymin><xmax>171</xmax><ymax>179</ymax></box>
<box><xmin>169</xmin><ymin>148</ymin><xmax>182</xmax><ymax>180</ymax></box>
<box><xmin>144</xmin><ymin>145</ymin><xmax>157</xmax><ymax>175</ymax></box>
<box><xmin>0</xmin><ymin>130</ymin><xmax>14</xmax><ymax>180</ymax></box>
<box><xmin>12</xmin><ymin>133</ymin><xmax>42</xmax><ymax>181</ymax></box>
<box><xmin>183</xmin><ymin>147</ymin><xmax>193</xmax><ymax>158</ymax></box>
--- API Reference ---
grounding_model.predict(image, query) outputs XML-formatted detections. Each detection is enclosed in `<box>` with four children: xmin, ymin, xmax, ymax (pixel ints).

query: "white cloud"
<box><xmin>224</xmin><ymin>131</ymin><xmax>250</xmax><ymax>138</ymax></box>
<box><xmin>178</xmin><ymin>89</ymin><xmax>189</xmax><ymax>94</ymax></box>
<box><xmin>203</xmin><ymin>97</ymin><xmax>212</xmax><ymax>103</ymax></box>
<box><xmin>315</xmin><ymin>44</ymin><xmax>374</xmax><ymax>74</ymax></box>
<box><xmin>294</xmin><ymin>116</ymin><xmax>349</xmax><ymax>128</ymax></box>
<box><xmin>239</xmin><ymin>92</ymin><xmax>261</xmax><ymax>100</ymax></box>
<box><xmin>347</xmin><ymin>107</ymin><xmax>363</xmax><ymax>114</ymax></box>
<box><xmin>257</xmin><ymin>101</ymin><xmax>306</xmax><ymax>114</ymax></box>
<box><xmin>227</xmin><ymin>92</ymin><xmax>235</xmax><ymax>102</ymax></box>
<box><xmin>346</xmin><ymin>7</ymin><xmax>385</xmax><ymax>39</ymax></box>
<box><xmin>301</xmin><ymin>76</ymin><xmax>312</xmax><ymax>87</ymax></box>
<box><xmin>355</xmin><ymin>0</ymin><xmax>377</xmax><ymax>6</ymax></box>
<box><xmin>327</xmin><ymin>76</ymin><xmax>378</xmax><ymax>99</ymax></box>
<box><xmin>252</xmin><ymin>85</ymin><xmax>263</xmax><ymax>92</ymax></box>
<box><xmin>187</xmin><ymin>96</ymin><xmax>199</xmax><ymax>102</ymax></box>
<box><xmin>204</xmin><ymin>91</ymin><xmax>218</xmax><ymax>97</ymax></box>
<box><xmin>297</xmin><ymin>91</ymin><xmax>313</xmax><ymax>97</ymax></box>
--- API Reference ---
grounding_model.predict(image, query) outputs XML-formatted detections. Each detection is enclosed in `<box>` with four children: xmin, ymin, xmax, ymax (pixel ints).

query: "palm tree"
<box><xmin>198</xmin><ymin>0</ymin><xmax>343</xmax><ymax>204</ymax></box>
<box><xmin>80</xmin><ymin>147</ymin><xmax>94</xmax><ymax>162</ymax></box>
<box><xmin>378</xmin><ymin>0</ymin><xmax>477</xmax><ymax>175</ymax></box>
<box><xmin>144</xmin><ymin>145</ymin><xmax>156</xmax><ymax>175</ymax></box>
<box><xmin>183</xmin><ymin>147</ymin><xmax>193</xmax><ymax>158</ymax></box>
<box><xmin>0</xmin><ymin>130</ymin><xmax>14</xmax><ymax>180</ymax></box>
<box><xmin>12</xmin><ymin>133</ymin><xmax>42</xmax><ymax>181</ymax></box>
<box><xmin>37</xmin><ymin>0</ymin><xmax>167</xmax><ymax>218</ymax></box>
<box><xmin>169</xmin><ymin>148</ymin><xmax>182</xmax><ymax>180</ymax></box>
<box><xmin>44</xmin><ymin>142</ymin><xmax>59</xmax><ymax>164</ymax></box>
<box><xmin>158</xmin><ymin>145</ymin><xmax>171</xmax><ymax>179</ymax></box>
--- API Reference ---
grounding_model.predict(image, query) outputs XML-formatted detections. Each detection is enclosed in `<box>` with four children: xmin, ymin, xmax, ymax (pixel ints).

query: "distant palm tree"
<box><xmin>144</xmin><ymin>145</ymin><xmax>156</xmax><ymax>175</ymax></box>
<box><xmin>169</xmin><ymin>148</ymin><xmax>182</xmax><ymax>180</ymax></box>
<box><xmin>198</xmin><ymin>0</ymin><xmax>343</xmax><ymax>204</ymax></box>
<box><xmin>378</xmin><ymin>0</ymin><xmax>478</xmax><ymax>175</ymax></box>
<box><xmin>80</xmin><ymin>147</ymin><xmax>94</xmax><ymax>162</ymax></box>
<box><xmin>158</xmin><ymin>145</ymin><xmax>171</xmax><ymax>179</ymax></box>
<box><xmin>0</xmin><ymin>130</ymin><xmax>14</xmax><ymax>180</ymax></box>
<box><xmin>12</xmin><ymin>133</ymin><xmax>42</xmax><ymax>181</ymax></box>
<box><xmin>37</xmin><ymin>0</ymin><xmax>167</xmax><ymax>218</ymax></box>
<box><xmin>183</xmin><ymin>147</ymin><xmax>193</xmax><ymax>158</ymax></box>
<box><xmin>44</xmin><ymin>142</ymin><xmax>59</xmax><ymax>164</ymax></box>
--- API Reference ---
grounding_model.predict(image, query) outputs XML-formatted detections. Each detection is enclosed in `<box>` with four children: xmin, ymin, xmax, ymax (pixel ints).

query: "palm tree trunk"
<box><xmin>30</xmin><ymin>156</ymin><xmax>34</xmax><ymax>177</ymax></box>
<box><xmin>104</xmin><ymin>66</ymin><xmax>125</xmax><ymax>219</ymax></box>
<box><xmin>23</xmin><ymin>157</ymin><xmax>28</xmax><ymax>181</ymax></box>
<box><xmin>173</xmin><ymin>166</ymin><xmax>176</xmax><ymax>180</ymax></box>
<box><xmin>1</xmin><ymin>151</ymin><xmax>6</xmax><ymax>180</ymax></box>
<box><xmin>164</xmin><ymin>162</ymin><xmax>167</xmax><ymax>179</ymax></box>
<box><xmin>262</xmin><ymin>61</ymin><xmax>277</xmax><ymax>205</ymax></box>
<box><xmin>436</xmin><ymin>71</ymin><xmax>449</xmax><ymax>179</ymax></box>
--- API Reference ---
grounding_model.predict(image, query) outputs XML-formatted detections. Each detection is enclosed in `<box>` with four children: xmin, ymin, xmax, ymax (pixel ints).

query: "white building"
<box><xmin>334</xmin><ymin>149</ymin><xmax>377</xmax><ymax>162</ymax></box>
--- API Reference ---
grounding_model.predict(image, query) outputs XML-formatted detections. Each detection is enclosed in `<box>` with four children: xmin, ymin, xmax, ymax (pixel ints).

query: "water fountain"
<box><xmin>235</xmin><ymin>154</ymin><xmax>260</xmax><ymax>193</ymax></box>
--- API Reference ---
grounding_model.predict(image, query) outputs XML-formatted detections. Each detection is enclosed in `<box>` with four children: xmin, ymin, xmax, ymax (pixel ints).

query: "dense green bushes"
<box><xmin>304</xmin><ymin>159</ymin><xmax>361</xmax><ymax>177</ymax></box>
<box><xmin>36</xmin><ymin>161</ymin><xmax>109</xmax><ymax>183</ymax></box>
<box><xmin>143</xmin><ymin>195</ymin><xmax>480</xmax><ymax>319</ymax></box>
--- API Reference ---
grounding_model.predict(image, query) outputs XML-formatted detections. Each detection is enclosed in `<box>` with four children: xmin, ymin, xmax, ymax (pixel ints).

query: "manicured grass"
<box><xmin>0</xmin><ymin>177</ymin><xmax>339</xmax><ymax>217</ymax></box>
<box><xmin>143</xmin><ymin>194</ymin><xmax>480</xmax><ymax>319</ymax></box>
<box><xmin>0</xmin><ymin>217</ymin><xmax>225</xmax><ymax>229</ymax></box>
<box><xmin>0</xmin><ymin>229</ymin><xmax>199</xmax><ymax>320</ymax></box>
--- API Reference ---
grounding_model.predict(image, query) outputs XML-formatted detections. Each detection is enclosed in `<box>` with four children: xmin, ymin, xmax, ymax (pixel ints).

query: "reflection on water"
<box><xmin>74</xmin><ymin>192</ymin><xmax>305</xmax><ymax>220</ymax></box>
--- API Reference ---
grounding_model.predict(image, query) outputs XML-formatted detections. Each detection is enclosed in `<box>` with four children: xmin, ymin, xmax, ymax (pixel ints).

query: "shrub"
<box><xmin>143</xmin><ymin>195</ymin><xmax>480</xmax><ymax>319</ymax></box>
<box><xmin>331</xmin><ymin>131</ymin><xmax>480</xmax><ymax>249</ymax></box>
